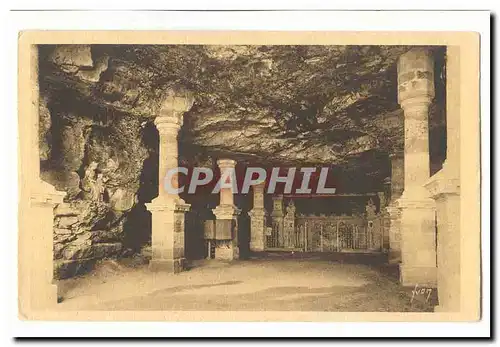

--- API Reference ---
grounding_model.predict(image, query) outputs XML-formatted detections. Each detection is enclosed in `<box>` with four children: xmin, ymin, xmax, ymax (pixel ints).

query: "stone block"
<box><xmin>215</xmin><ymin>219</ymin><xmax>234</xmax><ymax>240</ymax></box>
<box><xmin>214</xmin><ymin>240</ymin><xmax>239</xmax><ymax>260</ymax></box>
<box><xmin>249</xmin><ymin>210</ymin><xmax>266</xmax><ymax>252</ymax></box>
<box><xmin>203</xmin><ymin>220</ymin><xmax>216</xmax><ymax>239</ymax></box>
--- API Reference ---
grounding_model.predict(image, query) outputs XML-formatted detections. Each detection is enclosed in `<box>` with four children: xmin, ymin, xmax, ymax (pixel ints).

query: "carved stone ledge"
<box><xmin>145</xmin><ymin>200</ymin><xmax>190</xmax><ymax>213</ymax></box>
<box><xmin>213</xmin><ymin>204</ymin><xmax>241</xmax><ymax>220</ymax></box>
<box><xmin>248</xmin><ymin>208</ymin><xmax>266</xmax><ymax>217</ymax></box>
<box><xmin>159</xmin><ymin>89</ymin><xmax>194</xmax><ymax>117</ymax></box>
<box><xmin>425</xmin><ymin>169</ymin><xmax>460</xmax><ymax>199</ymax></box>
<box><xmin>154</xmin><ymin>115</ymin><xmax>184</xmax><ymax>133</ymax></box>
<box><xmin>397</xmin><ymin>196</ymin><xmax>436</xmax><ymax>210</ymax></box>
<box><xmin>29</xmin><ymin>180</ymin><xmax>66</xmax><ymax>207</ymax></box>
<box><xmin>154</xmin><ymin>89</ymin><xmax>194</xmax><ymax>134</ymax></box>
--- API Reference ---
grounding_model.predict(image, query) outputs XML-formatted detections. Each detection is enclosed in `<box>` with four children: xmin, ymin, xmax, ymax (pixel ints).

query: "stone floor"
<box><xmin>56</xmin><ymin>253</ymin><xmax>436</xmax><ymax>312</ymax></box>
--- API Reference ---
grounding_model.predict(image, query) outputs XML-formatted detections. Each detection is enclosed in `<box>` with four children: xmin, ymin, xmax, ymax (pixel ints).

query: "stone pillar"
<box><xmin>425</xmin><ymin>46</ymin><xmax>461</xmax><ymax>312</ymax></box>
<box><xmin>378</xmin><ymin>191</ymin><xmax>390</xmax><ymax>250</ymax></box>
<box><xmin>212</xmin><ymin>159</ymin><xmax>241</xmax><ymax>260</ymax></box>
<box><xmin>146</xmin><ymin>90</ymin><xmax>193</xmax><ymax>273</ymax></box>
<box><xmin>387</xmin><ymin>152</ymin><xmax>404</xmax><ymax>263</ymax></box>
<box><xmin>271</xmin><ymin>195</ymin><xmax>284</xmax><ymax>247</ymax></box>
<box><xmin>249</xmin><ymin>181</ymin><xmax>266</xmax><ymax>252</ymax></box>
<box><xmin>19</xmin><ymin>44</ymin><xmax>66</xmax><ymax>313</ymax></box>
<box><xmin>397</xmin><ymin>48</ymin><xmax>437</xmax><ymax>286</ymax></box>
<box><xmin>283</xmin><ymin>200</ymin><xmax>296</xmax><ymax>248</ymax></box>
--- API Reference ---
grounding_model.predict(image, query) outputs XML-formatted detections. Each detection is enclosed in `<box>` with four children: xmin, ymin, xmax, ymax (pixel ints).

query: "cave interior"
<box><xmin>38</xmin><ymin>44</ymin><xmax>447</xmax><ymax>278</ymax></box>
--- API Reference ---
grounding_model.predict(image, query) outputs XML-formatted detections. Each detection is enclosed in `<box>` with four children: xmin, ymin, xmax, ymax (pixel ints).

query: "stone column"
<box><xmin>212</xmin><ymin>159</ymin><xmax>241</xmax><ymax>260</ymax></box>
<box><xmin>19</xmin><ymin>44</ymin><xmax>66</xmax><ymax>313</ymax></box>
<box><xmin>397</xmin><ymin>48</ymin><xmax>437</xmax><ymax>286</ymax></box>
<box><xmin>283</xmin><ymin>200</ymin><xmax>296</xmax><ymax>248</ymax></box>
<box><xmin>248</xmin><ymin>181</ymin><xmax>266</xmax><ymax>252</ymax></box>
<box><xmin>386</xmin><ymin>152</ymin><xmax>404</xmax><ymax>263</ymax></box>
<box><xmin>146</xmin><ymin>90</ymin><xmax>193</xmax><ymax>273</ymax></box>
<box><xmin>425</xmin><ymin>46</ymin><xmax>461</xmax><ymax>312</ymax></box>
<box><xmin>271</xmin><ymin>195</ymin><xmax>284</xmax><ymax>247</ymax></box>
<box><xmin>378</xmin><ymin>191</ymin><xmax>390</xmax><ymax>251</ymax></box>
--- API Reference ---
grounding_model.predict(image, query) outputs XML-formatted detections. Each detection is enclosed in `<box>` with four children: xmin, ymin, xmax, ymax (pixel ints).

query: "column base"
<box><xmin>400</xmin><ymin>264</ymin><xmax>437</xmax><ymax>287</ymax></box>
<box><xmin>213</xmin><ymin>204</ymin><xmax>240</xmax><ymax>260</ymax></box>
<box><xmin>214</xmin><ymin>240</ymin><xmax>239</xmax><ymax>260</ymax></box>
<box><xmin>398</xmin><ymin>196</ymin><xmax>437</xmax><ymax>287</ymax></box>
<box><xmin>149</xmin><ymin>258</ymin><xmax>185</xmax><ymax>273</ymax></box>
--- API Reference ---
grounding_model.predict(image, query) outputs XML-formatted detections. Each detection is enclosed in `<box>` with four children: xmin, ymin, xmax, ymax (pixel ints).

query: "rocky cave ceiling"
<box><xmin>39</xmin><ymin>44</ymin><xmax>447</xmax><ymax>192</ymax></box>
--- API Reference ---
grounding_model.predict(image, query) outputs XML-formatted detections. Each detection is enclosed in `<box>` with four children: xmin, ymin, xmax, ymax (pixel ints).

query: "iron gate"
<box><xmin>266</xmin><ymin>215</ymin><xmax>382</xmax><ymax>252</ymax></box>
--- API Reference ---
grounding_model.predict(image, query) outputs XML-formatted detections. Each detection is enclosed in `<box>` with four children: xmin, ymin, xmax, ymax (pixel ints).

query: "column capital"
<box><xmin>397</xmin><ymin>48</ymin><xmax>435</xmax><ymax>106</ymax></box>
<box><xmin>159</xmin><ymin>88</ymin><xmax>194</xmax><ymax>115</ymax></box>
<box><xmin>248</xmin><ymin>209</ymin><xmax>266</xmax><ymax>217</ymax></box>
<box><xmin>155</xmin><ymin>89</ymin><xmax>194</xmax><ymax>132</ymax></box>
<box><xmin>217</xmin><ymin>159</ymin><xmax>237</xmax><ymax>169</ymax></box>
<box><xmin>154</xmin><ymin>115</ymin><xmax>183</xmax><ymax>134</ymax></box>
<box><xmin>272</xmin><ymin>194</ymin><xmax>284</xmax><ymax>201</ymax></box>
<box><xmin>213</xmin><ymin>204</ymin><xmax>241</xmax><ymax>219</ymax></box>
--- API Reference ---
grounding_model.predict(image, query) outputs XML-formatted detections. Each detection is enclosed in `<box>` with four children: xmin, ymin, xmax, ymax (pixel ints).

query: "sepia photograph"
<box><xmin>11</xmin><ymin>11</ymin><xmax>487</xmax><ymax>335</ymax></box>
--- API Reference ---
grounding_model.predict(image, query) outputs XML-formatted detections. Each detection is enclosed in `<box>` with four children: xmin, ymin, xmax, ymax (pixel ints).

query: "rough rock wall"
<box><xmin>40</xmin><ymin>95</ymin><xmax>154</xmax><ymax>279</ymax></box>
